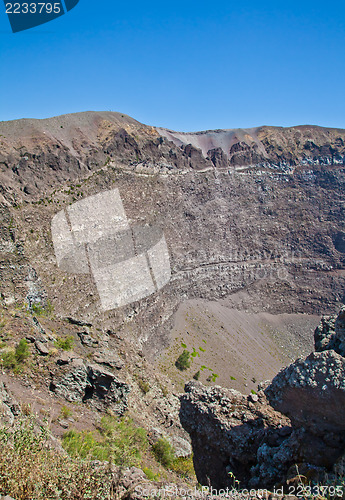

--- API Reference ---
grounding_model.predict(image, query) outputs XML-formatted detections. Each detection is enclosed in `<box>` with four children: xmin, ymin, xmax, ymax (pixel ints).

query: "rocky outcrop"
<box><xmin>180</xmin><ymin>382</ymin><xmax>295</xmax><ymax>489</ymax></box>
<box><xmin>314</xmin><ymin>305</ymin><xmax>345</xmax><ymax>356</ymax></box>
<box><xmin>0</xmin><ymin>382</ymin><xmax>20</xmax><ymax>425</ymax></box>
<box><xmin>180</xmin><ymin>307</ymin><xmax>345</xmax><ymax>490</ymax></box>
<box><xmin>50</xmin><ymin>359</ymin><xmax>130</xmax><ymax>414</ymax></box>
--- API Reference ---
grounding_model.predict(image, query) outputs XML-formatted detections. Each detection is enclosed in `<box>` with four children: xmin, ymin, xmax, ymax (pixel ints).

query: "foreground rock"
<box><xmin>180</xmin><ymin>381</ymin><xmax>294</xmax><ymax>489</ymax></box>
<box><xmin>180</xmin><ymin>308</ymin><xmax>345</xmax><ymax>490</ymax></box>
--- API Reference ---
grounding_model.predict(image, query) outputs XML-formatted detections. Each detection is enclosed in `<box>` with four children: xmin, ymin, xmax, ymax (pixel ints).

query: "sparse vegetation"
<box><xmin>31</xmin><ymin>300</ymin><xmax>54</xmax><ymax>317</ymax></box>
<box><xmin>60</xmin><ymin>405</ymin><xmax>72</xmax><ymax>419</ymax></box>
<box><xmin>170</xmin><ymin>455</ymin><xmax>195</xmax><ymax>479</ymax></box>
<box><xmin>55</xmin><ymin>335</ymin><xmax>74</xmax><ymax>351</ymax></box>
<box><xmin>143</xmin><ymin>466</ymin><xmax>160</xmax><ymax>481</ymax></box>
<box><xmin>15</xmin><ymin>338</ymin><xmax>30</xmax><ymax>363</ymax></box>
<box><xmin>193</xmin><ymin>370</ymin><xmax>200</xmax><ymax>380</ymax></box>
<box><xmin>0</xmin><ymin>416</ymin><xmax>122</xmax><ymax>499</ymax></box>
<box><xmin>175</xmin><ymin>350</ymin><xmax>191</xmax><ymax>371</ymax></box>
<box><xmin>63</xmin><ymin>415</ymin><xmax>148</xmax><ymax>468</ymax></box>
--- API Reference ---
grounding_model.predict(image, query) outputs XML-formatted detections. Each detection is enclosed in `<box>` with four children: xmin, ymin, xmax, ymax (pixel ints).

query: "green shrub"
<box><xmin>193</xmin><ymin>370</ymin><xmax>200</xmax><ymax>380</ymax></box>
<box><xmin>171</xmin><ymin>455</ymin><xmax>195</xmax><ymax>478</ymax></box>
<box><xmin>207</xmin><ymin>373</ymin><xmax>219</xmax><ymax>383</ymax></box>
<box><xmin>55</xmin><ymin>335</ymin><xmax>74</xmax><ymax>351</ymax></box>
<box><xmin>152</xmin><ymin>438</ymin><xmax>175</xmax><ymax>468</ymax></box>
<box><xmin>1</xmin><ymin>339</ymin><xmax>30</xmax><ymax>372</ymax></box>
<box><xmin>143</xmin><ymin>467</ymin><xmax>160</xmax><ymax>481</ymax></box>
<box><xmin>175</xmin><ymin>350</ymin><xmax>191</xmax><ymax>371</ymax></box>
<box><xmin>15</xmin><ymin>339</ymin><xmax>30</xmax><ymax>363</ymax></box>
<box><xmin>1</xmin><ymin>350</ymin><xmax>17</xmax><ymax>369</ymax></box>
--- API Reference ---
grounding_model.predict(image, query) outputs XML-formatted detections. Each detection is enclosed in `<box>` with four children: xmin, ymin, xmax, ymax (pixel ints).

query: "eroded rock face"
<box><xmin>50</xmin><ymin>360</ymin><xmax>130</xmax><ymax>414</ymax></box>
<box><xmin>180</xmin><ymin>308</ymin><xmax>345</xmax><ymax>490</ymax></box>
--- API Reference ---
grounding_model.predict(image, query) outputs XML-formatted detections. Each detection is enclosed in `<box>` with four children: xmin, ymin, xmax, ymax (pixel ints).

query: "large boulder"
<box><xmin>50</xmin><ymin>360</ymin><xmax>130</xmax><ymax>415</ymax></box>
<box><xmin>265</xmin><ymin>350</ymin><xmax>345</xmax><ymax>434</ymax></box>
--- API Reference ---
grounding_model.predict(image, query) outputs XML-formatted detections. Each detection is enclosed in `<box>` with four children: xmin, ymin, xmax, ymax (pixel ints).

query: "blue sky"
<box><xmin>1</xmin><ymin>0</ymin><xmax>345</xmax><ymax>130</ymax></box>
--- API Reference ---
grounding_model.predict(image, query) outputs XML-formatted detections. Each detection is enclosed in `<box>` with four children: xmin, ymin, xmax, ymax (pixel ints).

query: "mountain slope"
<box><xmin>0</xmin><ymin>111</ymin><xmax>345</xmax><ymax>365</ymax></box>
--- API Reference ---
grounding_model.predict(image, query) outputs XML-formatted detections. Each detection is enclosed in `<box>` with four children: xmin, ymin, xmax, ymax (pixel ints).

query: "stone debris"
<box><xmin>35</xmin><ymin>340</ymin><xmax>50</xmax><ymax>356</ymax></box>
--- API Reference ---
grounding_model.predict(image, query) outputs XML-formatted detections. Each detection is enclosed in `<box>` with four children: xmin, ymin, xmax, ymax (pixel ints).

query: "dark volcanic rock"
<box><xmin>265</xmin><ymin>350</ymin><xmax>345</xmax><ymax>434</ymax></box>
<box><xmin>35</xmin><ymin>340</ymin><xmax>50</xmax><ymax>356</ymax></box>
<box><xmin>50</xmin><ymin>360</ymin><xmax>130</xmax><ymax>414</ymax></box>
<box><xmin>314</xmin><ymin>306</ymin><xmax>345</xmax><ymax>356</ymax></box>
<box><xmin>180</xmin><ymin>381</ymin><xmax>295</xmax><ymax>489</ymax></box>
<box><xmin>0</xmin><ymin>382</ymin><xmax>20</xmax><ymax>425</ymax></box>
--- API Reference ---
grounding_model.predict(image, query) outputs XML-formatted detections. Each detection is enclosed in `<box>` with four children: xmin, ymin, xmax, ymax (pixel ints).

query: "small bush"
<box><xmin>193</xmin><ymin>370</ymin><xmax>200</xmax><ymax>380</ymax></box>
<box><xmin>137</xmin><ymin>378</ymin><xmax>150</xmax><ymax>394</ymax></box>
<box><xmin>171</xmin><ymin>455</ymin><xmax>195</xmax><ymax>478</ymax></box>
<box><xmin>152</xmin><ymin>438</ymin><xmax>175</xmax><ymax>468</ymax></box>
<box><xmin>207</xmin><ymin>373</ymin><xmax>219</xmax><ymax>383</ymax></box>
<box><xmin>60</xmin><ymin>406</ymin><xmax>72</xmax><ymax>419</ymax></box>
<box><xmin>143</xmin><ymin>467</ymin><xmax>160</xmax><ymax>481</ymax></box>
<box><xmin>1</xmin><ymin>350</ymin><xmax>17</xmax><ymax>369</ymax></box>
<box><xmin>55</xmin><ymin>335</ymin><xmax>74</xmax><ymax>351</ymax></box>
<box><xmin>175</xmin><ymin>350</ymin><xmax>191</xmax><ymax>371</ymax></box>
<box><xmin>15</xmin><ymin>339</ymin><xmax>30</xmax><ymax>363</ymax></box>
<box><xmin>1</xmin><ymin>339</ymin><xmax>30</xmax><ymax>372</ymax></box>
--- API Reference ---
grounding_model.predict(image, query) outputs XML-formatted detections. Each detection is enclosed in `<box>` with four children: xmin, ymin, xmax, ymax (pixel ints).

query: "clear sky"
<box><xmin>1</xmin><ymin>0</ymin><xmax>345</xmax><ymax>131</ymax></box>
